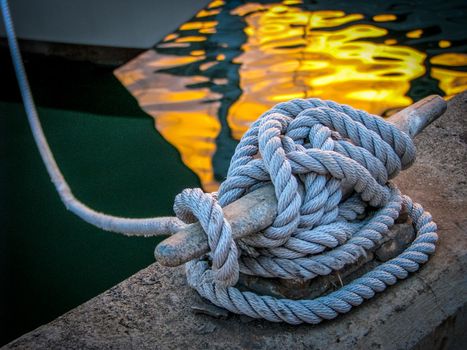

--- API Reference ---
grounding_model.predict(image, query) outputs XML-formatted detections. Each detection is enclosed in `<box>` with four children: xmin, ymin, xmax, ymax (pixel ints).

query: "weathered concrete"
<box><xmin>3</xmin><ymin>92</ymin><xmax>466</xmax><ymax>350</ymax></box>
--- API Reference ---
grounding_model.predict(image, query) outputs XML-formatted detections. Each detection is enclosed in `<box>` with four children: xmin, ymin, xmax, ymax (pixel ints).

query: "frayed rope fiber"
<box><xmin>174</xmin><ymin>98</ymin><xmax>438</xmax><ymax>325</ymax></box>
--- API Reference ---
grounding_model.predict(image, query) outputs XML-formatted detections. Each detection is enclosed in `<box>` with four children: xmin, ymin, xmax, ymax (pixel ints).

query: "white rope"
<box><xmin>1</xmin><ymin>0</ymin><xmax>184</xmax><ymax>236</ymax></box>
<box><xmin>174</xmin><ymin>99</ymin><xmax>438</xmax><ymax>324</ymax></box>
<box><xmin>2</xmin><ymin>0</ymin><xmax>439</xmax><ymax>325</ymax></box>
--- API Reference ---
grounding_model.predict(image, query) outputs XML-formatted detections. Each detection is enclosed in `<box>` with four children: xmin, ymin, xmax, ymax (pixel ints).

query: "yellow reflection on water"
<box><xmin>228</xmin><ymin>4</ymin><xmax>425</xmax><ymax>138</ymax></box>
<box><xmin>406</xmin><ymin>29</ymin><xmax>423</xmax><ymax>38</ymax></box>
<box><xmin>283</xmin><ymin>0</ymin><xmax>303</xmax><ymax>4</ymax></box>
<box><xmin>384</xmin><ymin>39</ymin><xmax>397</xmax><ymax>45</ymax></box>
<box><xmin>115</xmin><ymin>50</ymin><xmax>221</xmax><ymax>191</ymax></box>
<box><xmin>373</xmin><ymin>14</ymin><xmax>397</xmax><ymax>22</ymax></box>
<box><xmin>431</xmin><ymin>53</ymin><xmax>467</xmax><ymax>66</ymax></box>
<box><xmin>432</xmin><ymin>67</ymin><xmax>467</xmax><ymax>97</ymax></box>
<box><xmin>163</xmin><ymin>33</ymin><xmax>179</xmax><ymax>42</ymax></box>
<box><xmin>430</xmin><ymin>53</ymin><xmax>467</xmax><ymax>98</ymax></box>
<box><xmin>180</xmin><ymin>21</ymin><xmax>218</xmax><ymax>31</ymax></box>
<box><xmin>116</xmin><ymin>1</ymin><xmax>467</xmax><ymax>190</ymax></box>
<box><xmin>175</xmin><ymin>36</ymin><xmax>207</xmax><ymax>43</ymax></box>
<box><xmin>190</xmin><ymin>50</ymin><xmax>205</xmax><ymax>56</ymax></box>
<box><xmin>197</xmin><ymin>9</ymin><xmax>221</xmax><ymax>18</ymax></box>
<box><xmin>208</xmin><ymin>0</ymin><xmax>224</xmax><ymax>9</ymax></box>
<box><xmin>438</xmin><ymin>40</ymin><xmax>451</xmax><ymax>48</ymax></box>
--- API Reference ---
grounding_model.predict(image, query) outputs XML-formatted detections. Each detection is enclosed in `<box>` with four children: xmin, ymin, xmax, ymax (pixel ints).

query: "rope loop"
<box><xmin>175</xmin><ymin>98</ymin><xmax>436</xmax><ymax>324</ymax></box>
<box><xmin>0</xmin><ymin>0</ymin><xmax>437</xmax><ymax>325</ymax></box>
<box><xmin>174</xmin><ymin>188</ymin><xmax>239</xmax><ymax>287</ymax></box>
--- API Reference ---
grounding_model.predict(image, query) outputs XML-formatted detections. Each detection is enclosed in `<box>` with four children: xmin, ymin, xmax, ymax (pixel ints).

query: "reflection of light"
<box><xmin>146</xmin><ymin>55</ymin><xmax>202</xmax><ymax>68</ymax></box>
<box><xmin>163</xmin><ymin>33</ymin><xmax>179</xmax><ymax>41</ymax></box>
<box><xmin>373</xmin><ymin>14</ymin><xmax>397</xmax><ymax>22</ymax></box>
<box><xmin>228</xmin><ymin>4</ymin><xmax>425</xmax><ymax>139</ymax></box>
<box><xmin>283</xmin><ymin>0</ymin><xmax>303</xmax><ymax>4</ymax></box>
<box><xmin>200</xmin><ymin>61</ymin><xmax>218</xmax><ymax>71</ymax></box>
<box><xmin>197</xmin><ymin>9</ymin><xmax>221</xmax><ymax>18</ymax></box>
<box><xmin>431</xmin><ymin>68</ymin><xmax>467</xmax><ymax>98</ymax></box>
<box><xmin>406</xmin><ymin>29</ymin><xmax>423</xmax><ymax>38</ymax></box>
<box><xmin>157</xmin><ymin>42</ymin><xmax>190</xmax><ymax>49</ymax></box>
<box><xmin>116</xmin><ymin>0</ymin><xmax>467</xmax><ymax>191</ymax></box>
<box><xmin>431</xmin><ymin>53</ymin><xmax>467</xmax><ymax>66</ymax></box>
<box><xmin>175</xmin><ymin>36</ymin><xmax>207</xmax><ymax>43</ymax></box>
<box><xmin>438</xmin><ymin>40</ymin><xmax>451</xmax><ymax>48</ymax></box>
<box><xmin>115</xmin><ymin>50</ymin><xmax>221</xmax><ymax>191</ymax></box>
<box><xmin>214</xmin><ymin>78</ymin><xmax>228</xmax><ymax>85</ymax></box>
<box><xmin>208</xmin><ymin>0</ymin><xmax>224</xmax><ymax>9</ymax></box>
<box><xmin>190</xmin><ymin>50</ymin><xmax>205</xmax><ymax>56</ymax></box>
<box><xmin>430</xmin><ymin>53</ymin><xmax>467</xmax><ymax>98</ymax></box>
<box><xmin>180</xmin><ymin>21</ymin><xmax>218</xmax><ymax>31</ymax></box>
<box><xmin>200</xmin><ymin>28</ymin><xmax>217</xmax><ymax>34</ymax></box>
<box><xmin>139</xmin><ymin>89</ymin><xmax>212</xmax><ymax>104</ymax></box>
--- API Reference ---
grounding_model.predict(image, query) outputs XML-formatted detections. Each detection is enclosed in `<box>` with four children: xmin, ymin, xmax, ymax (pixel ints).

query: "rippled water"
<box><xmin>115</xmin><ymin>0</ymin><xmax>467</xmax><ymax>191</ymax></box>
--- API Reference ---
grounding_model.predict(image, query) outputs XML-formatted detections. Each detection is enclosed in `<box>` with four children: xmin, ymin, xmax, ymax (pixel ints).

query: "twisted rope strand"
<box><xmin>1</xmin><ymin>0</ymin><xmax>437</xmax><ymax>325</ymax></box>
<box><xmin>1</xmin><ymin>0</ymin><xmax>184</xmax><ymax>237</ymax></box>
<box><xmin>175</xmin><ymin>98</ymin><xmax>437</xmax><ymax>325</ymax></box>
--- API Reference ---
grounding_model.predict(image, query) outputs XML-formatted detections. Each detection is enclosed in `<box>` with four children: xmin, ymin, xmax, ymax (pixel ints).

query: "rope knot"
<box><xmin>175</xmin><ymin>98</ymin><xmax>436</xmax><ymax>324</ymax></box>
<box><xmin>174</xmin><ymin>188</ymin><xmax>239</xmax><ymax>287</ymax></box>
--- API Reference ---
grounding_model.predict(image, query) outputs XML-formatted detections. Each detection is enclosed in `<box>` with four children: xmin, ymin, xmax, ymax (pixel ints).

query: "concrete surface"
<box><xmin>3</xmin><ymin>92</ymin><xmax>467</xmax><ymax>350</ymax></box>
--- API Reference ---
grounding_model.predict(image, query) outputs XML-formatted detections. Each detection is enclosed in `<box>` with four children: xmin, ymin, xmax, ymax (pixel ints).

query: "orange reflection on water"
<box><xmin>430</xmin><ymin>53</ymin><xmax>467</xmax><ymax>98</ymax></box>
<box><xmin>115</xmin><ymin>50</ymin><xmax>221</xmax><ymax>191</ymax></box>
<box><xmin>197</xmin><ymin>9</ymin><xmax>221</xmax><ymax>18</ymax></box>
<box><xmin>116</xmin><ymin>1</ymin><xmax>466</xmax><ymax>191</ymax></box>
<box><xmin>180</xmin><ymin>21</ymin><xmax>218</xmax><ymax>31</ymax></box>
<box><xmin>373</xmin><ymin>14</ymin><xmax>397</xmax><ymax>22</ymax></box>
<box><xmin>406</xmin><ymin>29</ymin><xmax>423</xmax><ymax>38</ymax></box>
<box><xmin>228</xmin><ymin>4</ymin><xmax>426</xmax><ymax>139</ymax></box>
<box><xmin>438</xmin><ymin>40</ymin><xmax>451</xmax><ymax>48</ymax></box>
<box><xmin>384</xmin><ymin>39</ymin><xmax>398</xmax><ymax>45</ymax></box>
<box><xmin>208</xmin><ymin>0</ymin><xmax>224</xmax><ymax>9</ymax></box>
<box><xmin>175</xmin><ymin>36</ymin><xmax>207</xmax><ymax>43</ymax></box>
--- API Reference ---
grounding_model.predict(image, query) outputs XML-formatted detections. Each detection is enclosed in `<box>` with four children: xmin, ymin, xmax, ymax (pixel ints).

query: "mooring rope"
<box><xmin>174</xmin><ymin>99</ymin><xmax>438</xmax><ymax>324</ymax></box>
<box><xmin>1</xmin><ymin>0</ymin><xmax>184</xmax><ymax>236</ymax></box>
<box><xmin>2</xmin><ymin>0</ymin><xmax>438</xmax><ymax>324</ymax></box>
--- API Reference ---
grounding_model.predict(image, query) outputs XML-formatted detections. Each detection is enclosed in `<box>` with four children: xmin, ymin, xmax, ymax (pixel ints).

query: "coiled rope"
<box><xmin>2</xmin><ymin>0</ymin><xmax>438</xmax><ymax>324</ymax></box>
<box><xmin>174</xmin><ymin>99</ymin><xmax>438</xmax><ymax>324</ymax></box>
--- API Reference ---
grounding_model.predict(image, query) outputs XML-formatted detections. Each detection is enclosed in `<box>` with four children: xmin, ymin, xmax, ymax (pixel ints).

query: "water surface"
<box><xmin>116</xmin><ymin>0</ymin><xmax>467</xmax><ymax>189</ymax></box>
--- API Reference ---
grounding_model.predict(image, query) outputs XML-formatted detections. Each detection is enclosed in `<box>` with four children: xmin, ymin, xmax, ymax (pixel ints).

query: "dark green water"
<box><xmin>0</xmin><ymin>51</ymin><xmax>199</xmax><ymax>345</ymax></box>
